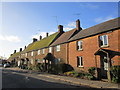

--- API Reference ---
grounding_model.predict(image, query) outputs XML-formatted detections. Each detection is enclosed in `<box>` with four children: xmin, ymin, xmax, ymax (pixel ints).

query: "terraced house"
<box><xmin>68</xmin><ymin>17</ymin><xmax>120</xmax><ymax>81</ymax></box>
<box><xmin>8</xmin><ymin>17</ymin><xmax>120</xmax><ymax>81</ymax></box>
<box><xmin>19</xmin><ymin>25</ymin><xmax>64</xmax><ymax>69</ymax></box>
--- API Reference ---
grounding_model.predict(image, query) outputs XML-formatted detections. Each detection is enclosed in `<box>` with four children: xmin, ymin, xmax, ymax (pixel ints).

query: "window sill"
<box><xmin>78</xmin><ymin>66</ymin><xmax>84</xmax><ymax>68</ymax></box>
<box><xmin>100</xmin><ymin>45</ymin><xmax>109</xmax><ymax>48</ymax></box>
<box><xmin>77</xmin><ymin>49</ymin><xmax>83</xmax><ymax>51</ymax></box>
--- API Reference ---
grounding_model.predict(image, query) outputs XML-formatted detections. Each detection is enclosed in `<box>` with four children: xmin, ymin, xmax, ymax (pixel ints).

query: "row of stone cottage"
<box><xmin>8</xmin><ymin>17</ymin><xmax>120</xmax><ymax>80</ymax></box>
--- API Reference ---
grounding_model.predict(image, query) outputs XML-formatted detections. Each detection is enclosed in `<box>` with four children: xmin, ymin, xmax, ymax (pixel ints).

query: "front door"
<box><xmin>100</xmin><ymin>56</ymin><xmax>108</xmax><ymax>79</ymax></box>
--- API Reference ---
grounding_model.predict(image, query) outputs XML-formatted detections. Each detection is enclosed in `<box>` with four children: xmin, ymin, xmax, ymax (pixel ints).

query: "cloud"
<box><xmin>0</xmin><ymin>35</ymin><xmax>21</xmax><ymax>42</ymax></box>
<box><xmin>31</xmin><ymin>31</ymin><xmax>55</xmax><ymax>40</ymax></box>
<box><xmin>64</xmin><ymin>22</ymin><xmax>76</xmax><ymax>31</ymax></box>
<box><xmin>95</xmin><ymin>16</ymin><xmax>114</xmax><ymax>23</ymax></box>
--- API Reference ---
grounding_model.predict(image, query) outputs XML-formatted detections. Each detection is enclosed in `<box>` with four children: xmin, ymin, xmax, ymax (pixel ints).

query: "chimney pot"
<box><xmin>58</xmin><ymin>25</ymin><xmax>64</xmax><ymax>33</ymax></box>
<box><xmin>33</xmin><ymin>38</ymin><xmax>37</xmax><ymax>42</ymax></box>
<box><xmin>20</xmin><ymin>48</ymin><xmax>22</xmax><ymax>52</ymax></box>
<box><xmin>24</xmin><ymin>46</ymin><xmax>26</xmax><ymax>49</ymax></box>
<box><xmin>40</xmin><ymin>35</ymin><xmax>42</xmax><ymax>40</ymax></box>
<box><xmin>76</xmin><ymin>19</ymin><xmax>82</xmax><ymax>30</ymax></box>
<box><xmin>14</xmin><ymin>50</ymin><xmax>16</xmax><ymax>54</ymax></box>
<box><xmin>46</xmin><ymin>32</ymin><xmax>49</xmax><ymax>37</ymax></box>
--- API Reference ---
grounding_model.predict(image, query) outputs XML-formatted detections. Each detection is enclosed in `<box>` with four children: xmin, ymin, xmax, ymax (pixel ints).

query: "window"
<box><xmin>42</xmin><ymin>49</ymin><xmax>45</xmax><ymax>54</ymax></box>
<box><xmin>31</xmin><ymin>51</ymin><xmax>33</xmax><ymax>56</ymax></box>
<box><xmin>49</xmin><ymin>47</ymin><xmax>52</xmax><ymax>53</ymax></box>
<box><xmin>55</xmin><ymin>58</ymin><xmax>60</xmax><ymax>64</ymax></box>
<box><xmin>77</xmin><ymin>56</ymin><xmax>83</xmax><ymax>67</ymax></box>
<box><xmin>99</xmin><ymin>35</ymin><xmax>108</xmax><ymax>47</ymax></box>
<box><xmin>77</xmin><ymin>40</ymin><xmax>82</xmax><ymax>50</ymax></box>
<box><xmin>56</xmin><ymin>45</ymin><xmax>60</xmax><ymax>52</ymax></box>
<box><xmin>38</xmin><ymin>50</ymin><xmax>40</xmax><ymax>55</ymax></box>
<box><xmin>25</xmin><ymin>53</ymin><xmax>27</xmax><ymax>57</ymax></box>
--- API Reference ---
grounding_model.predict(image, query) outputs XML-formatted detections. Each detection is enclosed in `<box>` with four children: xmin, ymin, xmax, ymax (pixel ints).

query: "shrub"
<box><xmin>84</xmin><ymin>73</ymin><xmax>95</xmax><ymax>80</ymax></box>
<box><xmin>64</xmin><ymin>71</ymin><xmax>79</xmax><ymax>77</ymax></box>
<box><xmin>88</xmin><ymin>67</ymin><xmax>95</xmax><ymax>76</ymax></box>
<box><xmin>111</xmin><ymin>65</ymin><xmax>120</xmax><ymax>83</ymax></box>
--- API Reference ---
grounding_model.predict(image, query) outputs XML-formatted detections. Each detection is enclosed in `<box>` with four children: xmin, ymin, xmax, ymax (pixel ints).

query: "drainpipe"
<box><xmin>107</xmin><ymin>53</ymin><xmax>112</xmax><ymax>82</ymax></box>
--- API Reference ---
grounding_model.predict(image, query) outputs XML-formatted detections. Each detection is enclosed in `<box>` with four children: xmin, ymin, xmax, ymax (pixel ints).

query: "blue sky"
<box><xmin>1</xmin><ymin>2</ymin><xmax>119</xmax><ymax>58</ymax></box>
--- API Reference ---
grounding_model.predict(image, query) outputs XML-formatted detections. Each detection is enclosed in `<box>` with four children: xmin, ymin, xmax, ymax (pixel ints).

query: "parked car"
<box><xmin>4</xmin><ymin>63</ymin><xmax>10</xmax><ymax>68</ymax></box>
<box><xmin>0</xmin><ymin>64</ymin><xmax>3</xmax><ymax>67</ymax></box>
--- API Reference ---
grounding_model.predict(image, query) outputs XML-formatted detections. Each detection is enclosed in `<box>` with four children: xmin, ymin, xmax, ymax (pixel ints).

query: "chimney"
<box><xmin>46</xmin><ymin>32</ymin><xmax>49</xmax><ymax>37</ymax></box>
<box><xmin>76</xmin><ymin>19</ymin><xmax>82</xmax><ymax>31</ymax></box>
<box><xmin>20</xmin><ymin>48</ymin><xmax>22</xmax><ymax>52</ymax></box>
<box><xmin>14</xmin><ymin>50</ymin><xmax>16</xmax><ymax>54</ymax></box>
<box><xmin>25</xmin><ymin>46</ymin><xmax>26</xmax><ymax>49</ymax></box>
<box><xmin>33</xmin><ymin>38</ymin><xmax>37</xmax><ymax>43</ymax></box>
<box><xmin>40</xmin><ymin>35</ymin><xmax>42</xmax><ymax>40</ymax></box>
<box><xmin>58</xmin><ymin>25</ymin><xmax>64</xmax><ymax>33</ymax></box>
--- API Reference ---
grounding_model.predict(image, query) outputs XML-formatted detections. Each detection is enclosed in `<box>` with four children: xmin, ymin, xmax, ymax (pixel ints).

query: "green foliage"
<box><xmin>111</xmin><ymin>65</ymin><xmax>120</xmax><ymax>83</ymax></box>
<box><xmin>88</xmin><ymin>67</ymin><xmax>95</xmax><ymax>76</ymax></box>
<box><xmin>64</xmin><ymin>71</ymin><xmax>79</xmax><ymax>77</ymax></box>
<box><xmin>84</xmin><ymin>73</ymin><xmax>95</xmax><ymax>80</ymax></box>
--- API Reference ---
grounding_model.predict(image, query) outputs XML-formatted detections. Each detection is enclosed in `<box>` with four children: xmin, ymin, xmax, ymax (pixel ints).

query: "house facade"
<box><xmin>68</xmin><ymin>17</ymin><xmax>120</xmax><ymax>80</ymax></box>
<box><xmin>50</xmin><ymin>19</ymin><xmax>82</xmax><ymax>64</ymax></box>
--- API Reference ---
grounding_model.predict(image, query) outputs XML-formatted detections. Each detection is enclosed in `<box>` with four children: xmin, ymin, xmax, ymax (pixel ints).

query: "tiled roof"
<box><xmin>8</xmin><ymin>52</ymin><xmax>21</xmax><ymax>61</ymax></box>
<box><xmin>50</xmin><ymin>28</ymin><xmax>78</xmax><ymax>46</ymax></box>
<box><xmin>22</xmin><ymin>32</ymin><xmax>59</xmax><ymax>53</ymax></box>
<box><xmin>69</xmin><ymin>17</ymin><xmax>120</xmax><ymax>42</ymax></box>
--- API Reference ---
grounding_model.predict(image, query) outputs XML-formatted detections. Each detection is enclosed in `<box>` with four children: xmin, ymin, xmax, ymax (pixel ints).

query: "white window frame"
<box><xmin>99</xmin><ymin>35</ymin><xmax>108</xmax><ymax>47</ymax></box>
<box><xmin>56</xmin><ymin>45</ymin><xmax>60</xmax><ymax>52</ymax></box>
<box><xmin>31</xmin><ymin>51</ymin><xmax>33</xmax><ymax>56</ymax></box>
<box><xmin>38</xmin><ymin>50</ymin><xmax>40</xmax><ymax>55</ymax></box>
<box><xmin>77</xmin><ymin>40</ymin><xmax>82</xmax><ymax>50</ymax></box>
<box><xmin>25</xmin><ymin>53</ymin><xmax>27</xmax><ymax>57</ymax></box>
<box><xmin>49</xmin><ymin>47</ymin><xmax>52</xmax><ymax>53</ymax></box>
<box><xmin>42</xmin><ymin>49</ymin><xmax>45</xmax><ymax>54</ymax></box>
<box><xmin>77</xmin><ymin>56</ymin><xmax>83</xmax><ymax>67</ymax></box>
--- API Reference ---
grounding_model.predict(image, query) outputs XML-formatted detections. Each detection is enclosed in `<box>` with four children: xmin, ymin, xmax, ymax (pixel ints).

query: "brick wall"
<box><xmin>69</xmin><ymin>29</ymin><xmax>120</xmax><ymax>72</ymax></box>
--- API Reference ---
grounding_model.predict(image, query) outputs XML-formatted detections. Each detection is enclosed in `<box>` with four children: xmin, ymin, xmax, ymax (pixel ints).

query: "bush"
<box><xmin>88</xmin><ymin>67</ymin><xmax>95</xmax><ymax>76</ymax></box>
<box><xmin>84</xmin><ymin>73</ymin><xmax>95</xmax><ymax>80</ymax></box>
<box><xmin>64</xmin><ymin>71</ymin><xmax>79</xmax><ymax>77</ymax></box>
<box><xmin>111</xmin><ymin>65</ymin><xmax>120</xmax><ymax>83</ymax></box>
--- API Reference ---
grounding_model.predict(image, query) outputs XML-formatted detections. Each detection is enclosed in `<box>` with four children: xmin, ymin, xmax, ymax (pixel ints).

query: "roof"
<box><xmin>8</xmin><ymin>52</ymin><xmax>21</xmax><ymax>61</ymax></box>
<box><xmin>69</xmin><ymin>17</ymin><xmax>120</xmax><ymax>42</ymax></box>
<box><xmin>50</xmin><ymin>28</ymin><xmax>78</xmax><ymax>46</ymax></box>
<box><xmin>22</xmin><ymin>32</ymin><xmax>59</xmax><ymax>53</ymax></box>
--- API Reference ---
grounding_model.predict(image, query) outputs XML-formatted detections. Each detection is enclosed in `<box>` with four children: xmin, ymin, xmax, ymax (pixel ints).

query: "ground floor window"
<box><xmin>77</xmin><ymin>56</ymin><xmax>83</xmax><ymax>67</ymax></box>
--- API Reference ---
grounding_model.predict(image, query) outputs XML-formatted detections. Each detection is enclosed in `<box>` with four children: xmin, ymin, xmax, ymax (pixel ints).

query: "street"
<box><xmin>2</xmin><ymin>68</ymin><xmax>94</xmax><ymax>89</ymax></box>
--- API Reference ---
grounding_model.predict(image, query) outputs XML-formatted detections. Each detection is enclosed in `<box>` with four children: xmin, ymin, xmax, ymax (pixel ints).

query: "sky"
<box><xmin>0</xmin><ymin>1</ymin><xmax>119</xmax><ymax>58</ymax></box>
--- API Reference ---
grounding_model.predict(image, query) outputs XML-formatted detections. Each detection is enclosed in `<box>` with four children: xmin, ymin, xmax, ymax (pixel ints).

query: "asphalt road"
<box><xmin>2</xmin><ymin>68</ymin><xmax>96</xmax><ymax>89</ymax></box>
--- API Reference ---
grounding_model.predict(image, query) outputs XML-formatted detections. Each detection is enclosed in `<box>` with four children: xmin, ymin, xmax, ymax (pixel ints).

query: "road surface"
<box><xmin>2</xmin><ymin>68</ymin><xmax>96</xmax><ymax>89</ymax></box>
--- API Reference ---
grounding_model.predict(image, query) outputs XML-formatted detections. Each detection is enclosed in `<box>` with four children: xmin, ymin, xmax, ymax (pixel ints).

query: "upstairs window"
<box><xmin>77</xmin><ymin>40</ymin><xmax>82</xmax><ymax>50</ymax></box>
<box><xmin>56</xmin><ymin>45</ymin><xmax>60</xmax><ymax>52</ymax></box>
<box><xmin>42</xmin><ymin>49</ymin><xmax>45</xmax><ymax>54</ymax></box>
<box><xmin>77</xmin><ymin>56</ymin><xmax>83</xmax><ymax>67</ymax></box>
<box><xmin>38</xmin><ymin>50</ymin><xmax>40</xmax><ymax>55</ymax></box>
<box><xmin>99</xmin><ymin>35</ymin><xmax>108</xmax><ymax>47</ymax></box>
<box><xmin>31</xmin><ymin>51</ymin><xmax>33</xmax><ymax>56</ymax></box>
<box><xmin>49</xmin><ymin>47</ymin><xmax>52</xmax><ymax>53</ymax></box>
<box><xmin>25</xmin><ymin>53</ymin><xmax>27</xmax><ymax>57</ymax></box>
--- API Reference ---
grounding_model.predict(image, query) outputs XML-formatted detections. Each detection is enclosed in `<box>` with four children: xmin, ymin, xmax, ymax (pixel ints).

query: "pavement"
<box><xmin>3</xmin><ymin>67</ymin><xmax>120</xmax><ymax>89</ymax></box>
